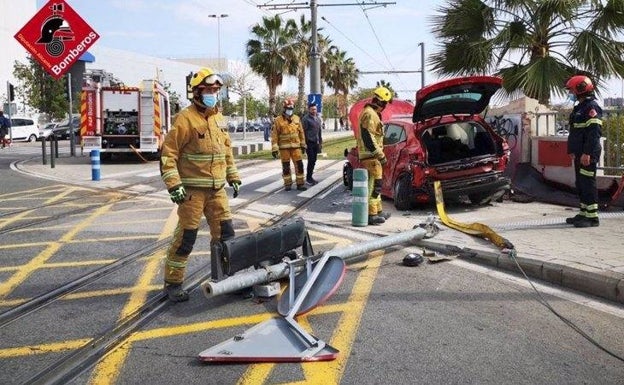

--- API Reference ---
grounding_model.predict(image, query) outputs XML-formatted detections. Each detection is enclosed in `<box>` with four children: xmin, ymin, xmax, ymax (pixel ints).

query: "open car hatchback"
<box><xmin>343</xmin><ymin>75</ymin><xmax>511</xmax><ymax>210</ymax></box>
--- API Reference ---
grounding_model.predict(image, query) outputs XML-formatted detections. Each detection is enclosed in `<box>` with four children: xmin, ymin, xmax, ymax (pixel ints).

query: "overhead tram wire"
<box><xmin>356</xmin><ymin>1</ymin><xmax>409</xmax><ymax>91</ymax></box>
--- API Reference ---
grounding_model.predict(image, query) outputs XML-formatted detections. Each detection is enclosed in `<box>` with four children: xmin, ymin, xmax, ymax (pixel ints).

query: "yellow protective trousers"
<box><xmin>280</xmin><ymin>148</ymin><xmax>305</xmax><ymax>187</ymax></box>
<box><xmin>361</xmin><ymin>158</ymin><xmax>383</xmax><ymax>216</ymax></box>
<box><xmin>164</xmin><ymin>187</ymin><xmax>234</xmax><ymax>284</ymax></box>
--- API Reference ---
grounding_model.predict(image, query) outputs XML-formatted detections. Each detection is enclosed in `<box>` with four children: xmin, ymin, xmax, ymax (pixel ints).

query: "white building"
<box><xmin>1</xmin><ymin>1</ymin><xmax>267</xmax><ymax>113</ymax></box>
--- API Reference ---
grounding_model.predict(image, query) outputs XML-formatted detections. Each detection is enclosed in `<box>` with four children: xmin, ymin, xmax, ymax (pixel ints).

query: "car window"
<box><xmin>384</xmin><ymin>124</ymin><xmax>406</xmax><ymax>146</ymax></box>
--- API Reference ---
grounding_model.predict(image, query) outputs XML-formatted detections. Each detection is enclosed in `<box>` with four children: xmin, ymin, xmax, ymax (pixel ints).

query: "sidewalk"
<box><xmin>334</xmin><ymin>200</ymin><xmax>624</xmax><ymax>305</ymax></box>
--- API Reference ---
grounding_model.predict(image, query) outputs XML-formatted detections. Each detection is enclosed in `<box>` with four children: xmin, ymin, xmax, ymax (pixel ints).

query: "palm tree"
<box><xmin>325</xmin><ymin>46</ymin><xmax>359</xmax><ymax>128</ymax></box>
<box><xmin>246</xmin><ymin>15</ymin><xmax>297</xmax><ymax>116</ymax></box>
<box><xmin>429</xmin><ymin>0</ymin><xmax>624</xmax><ymax>105</ymax></box>
<box><xmin>287</xmin><ymin>14</ymin><xmax>313</xmax><ymax>112</ymax></box>
<box><xmin>318</xmin><ymin>34</ymin><xmax>333</xmax><ymax>96</ymax></box>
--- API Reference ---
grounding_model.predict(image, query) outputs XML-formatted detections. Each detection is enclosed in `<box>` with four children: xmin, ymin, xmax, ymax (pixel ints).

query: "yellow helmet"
<box><xmin>190</xmin><ymin>67</ymin><xmax>223</xmax><ymax>90</ymax></box>
<box><xmin>373</xmin><ymin>86</ymin><xmax>393</xmax><ymax>103</ymax></box>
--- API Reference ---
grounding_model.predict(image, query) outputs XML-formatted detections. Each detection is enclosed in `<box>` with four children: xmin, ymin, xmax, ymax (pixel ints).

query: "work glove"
<box><xmin>229</xmin><ymin>181</ymin><xmax>241</xmax><ymax>198</ymax></box>
<box><xmin>168</xmin><ymin>185</ymin><xmax>186</xmax><ymax>204</ymax></box>
<box><xmin>272</xmin><ymin>151</ymin><xmax>279</xmax><ymax>159</ymax></box>
<box><xmin>379</xmin><ymin>156</ymin><xmax>388</xmax><ymax>166</ymax></box>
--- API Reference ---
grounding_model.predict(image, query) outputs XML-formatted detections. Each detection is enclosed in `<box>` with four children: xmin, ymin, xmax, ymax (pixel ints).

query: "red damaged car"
<box><xmin>343</xmin><ymin>75</ymin><xmax>511</xmax><ymax>210</ymax></box>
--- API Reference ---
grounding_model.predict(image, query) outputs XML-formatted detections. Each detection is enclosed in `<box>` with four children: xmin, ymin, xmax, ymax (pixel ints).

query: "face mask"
<box><xmin>285</xmin><ymin>109</ymin><xmax>293</xmax><ymax>117</ymax></box>
<box><xmin>567</xmin><ymin>92</ymin><xmax>577</xmax><ymax>102</ymax></box>
<box><xmin>202</xmin><ymin>93</ymin><xmax>218</xmax><ymax>108</ymax></box>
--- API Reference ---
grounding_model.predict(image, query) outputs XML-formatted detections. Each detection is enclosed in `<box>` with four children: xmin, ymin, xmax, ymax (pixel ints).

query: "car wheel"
<box><xmin>342</xmin><ymin>163</ymin><xmax>353</xmax><ymax>190</ymax></box>
<box><xmin>28</xmin><ymin>134</ymin><xmax>38</xmax><ymax>142</ymax></box>
<box><xmin>468</xmin><ymin>192</ymin><xmax>492</xmax><ymax>206</ymax></box>
<box><xmin>394</xmin><ymin>175</ymin><xmax>414</xmax><ymax>211</ymax></box>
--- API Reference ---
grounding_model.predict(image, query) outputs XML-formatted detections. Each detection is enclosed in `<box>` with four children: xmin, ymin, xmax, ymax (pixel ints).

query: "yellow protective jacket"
<box><xmin>357</xmin><ymin>105</ymin><xmax>384</xmax><ymax>160</ymax></box>
<box><xmin>271</xmin><ymin>114</ymin><xmax>306</xmax><ymax>152</ymax></box>
<box><xmin>161</xmin><ymin>105</ymin><xmax>240</xmax><ymax>190</ymax></box>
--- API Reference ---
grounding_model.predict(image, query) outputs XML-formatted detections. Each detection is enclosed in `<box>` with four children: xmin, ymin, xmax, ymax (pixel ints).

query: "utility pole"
<box><xmin>258</xmin><ymin>1</ymin><xmax>397</xmax><ymax>111</ymax></box>
<box><xmin>310</xmin><ymin>0</ymin><xmax>321</xmax><ymax>95</ymax></box>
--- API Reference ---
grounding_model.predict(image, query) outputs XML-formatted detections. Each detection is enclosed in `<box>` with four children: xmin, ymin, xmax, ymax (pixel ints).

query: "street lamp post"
<box><xmin>208</xmin><ymin>14</ymin><xmax>229</xmax><ymax>72</ymax></box>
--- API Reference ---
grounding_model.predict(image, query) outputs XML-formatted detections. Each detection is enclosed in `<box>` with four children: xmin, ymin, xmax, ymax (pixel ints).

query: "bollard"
<box><xmin>351</xmin><ymin>168</ymin><xmax>369</xmax><ymax>227</ymax></box>
<box><xmin>90</xmin><ymin>149</ymin><xmax>101</xmax><ymax>181</ymax></box>
<box><xmin>50</xmin><ymin>138</ymin><xmax>55</xmax><ymax>169</ymax></box>
<box><xmin>42</xmin><ymin>137</ymin><xmax>47</xmax><ymax>165</ymax></box>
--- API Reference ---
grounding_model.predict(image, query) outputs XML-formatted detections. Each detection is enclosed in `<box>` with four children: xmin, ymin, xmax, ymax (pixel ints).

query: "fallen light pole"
<box><xmin>198</xmin><ymin>224</ymin><xmax>432</xmax><ymax>363</ymax></box>
<box><xmin>202</xmin><ymin>225</ymin><xmax>430</xmax><ymax>298</ymax></box>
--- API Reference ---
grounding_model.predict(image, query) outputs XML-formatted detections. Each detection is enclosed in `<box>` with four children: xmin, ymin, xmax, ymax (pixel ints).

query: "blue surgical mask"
<box><xmin>567</xmin><ymin>92</ymin><xmax>577</xmax><ymax>102</ymax></box>
<box><xmin>285</xmin><ymin>109</ymin><xmax>293</xmax><ymax>117</ymax></box>
<box><xmin>202</xmin><ymin>93</ymin><xmax>218</xmax><ymax>108</ymax></box>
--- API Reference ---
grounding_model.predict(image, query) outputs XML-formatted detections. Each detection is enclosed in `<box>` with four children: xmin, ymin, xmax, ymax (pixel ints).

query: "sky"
<box><xmin>35</xmin><ymin>0</ymin><xmax>624</xmax><ymax>102</ymax></box>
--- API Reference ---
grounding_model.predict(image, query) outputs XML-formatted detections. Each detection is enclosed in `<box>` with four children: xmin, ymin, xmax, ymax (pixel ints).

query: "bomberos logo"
<box><xmin>15</xmin><ymin>0</ymin><xmax>100</xmax><ymax>80</ymax></box>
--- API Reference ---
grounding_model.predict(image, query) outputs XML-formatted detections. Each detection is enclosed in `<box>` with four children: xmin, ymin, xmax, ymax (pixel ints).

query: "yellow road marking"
<box><xmin>0</xmin><ymin>201</ymin><xmax>117</xmax><ymax>297</ymax></box>
<box><xmin>0</xmin><ymin>339</ymin><xmax>91</xmax><ymax>358</ymax></box>
<box><xmin>238</xmin><ymin>251</ymin><xmax>384</xmax><ymax>385</ymax></box>
<box><xmin>0</xmin><ymin>205</ymin><xmax>378</xmax><ymax>385</ymax></box>
<box><xmin>88</xmin><ymin>207</ymin><xmax>178</xmax><ymax>385</ymax></box>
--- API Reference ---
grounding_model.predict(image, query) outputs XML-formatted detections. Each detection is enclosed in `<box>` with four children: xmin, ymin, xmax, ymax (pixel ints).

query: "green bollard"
<box><xmin>351</xmin><ymin>168</ymin><xmax>369</xmax><ymax>227</ymax></box>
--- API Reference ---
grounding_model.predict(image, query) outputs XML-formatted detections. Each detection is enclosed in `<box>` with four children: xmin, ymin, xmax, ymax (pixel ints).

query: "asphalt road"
<box><xmin>0</xmin><ymin>142</ymin><xmax>623</xmax><ymax>385</ymax></box>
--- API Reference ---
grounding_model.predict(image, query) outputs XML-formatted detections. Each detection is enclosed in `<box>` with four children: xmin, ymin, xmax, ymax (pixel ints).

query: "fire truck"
<box><xmin>80</xmin><ymin>75</ymin><xmax>171</xmax><ymax>159</ymax></box>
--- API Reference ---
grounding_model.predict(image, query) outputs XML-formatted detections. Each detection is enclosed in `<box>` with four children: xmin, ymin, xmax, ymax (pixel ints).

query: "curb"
<box><xmin>416</xmin><ymin>238</ymin><xmax>624</xmax><ymax>304</ymax></box>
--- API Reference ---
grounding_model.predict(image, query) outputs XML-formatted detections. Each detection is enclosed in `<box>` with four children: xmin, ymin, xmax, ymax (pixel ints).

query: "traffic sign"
<box><xmin>14</xmin><ymin>0</ymin><xmax>99</xmax><ymax>80</ymax></box>
<box><xmin>307</xmin><ymin>93</ymin><xmax>322</xmax><ymax>113</ymax></box>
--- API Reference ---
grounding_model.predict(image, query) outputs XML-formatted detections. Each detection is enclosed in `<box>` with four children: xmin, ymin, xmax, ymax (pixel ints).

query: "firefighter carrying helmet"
<box><xmin>373</xmin><ymin>86</ymin><xmax>393</xmax><ymax>103</ymax></box>
<box><xmin>566</xmin><ymin>75</ymin><xmax>594</xmax><ymax>96</ymax></box>
<box><xmin>283</xmin><ymin>99</ymin><xmax>295</xmax><ymax>109</ymax></box>
<box><xmin>190</xmin><ymin>67</ymin><xmax>223</xmax><ymax>90</ymax></box>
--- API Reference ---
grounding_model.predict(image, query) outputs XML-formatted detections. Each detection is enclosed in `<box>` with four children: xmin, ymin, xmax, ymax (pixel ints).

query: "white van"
<box><xmin>9</xmin><ymin>116</ymin><xmax>39</xmax><ymax>142</ymax></box>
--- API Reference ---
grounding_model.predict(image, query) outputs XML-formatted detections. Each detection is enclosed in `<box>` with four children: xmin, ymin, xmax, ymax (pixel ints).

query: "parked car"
<box><xmin>343</xmin><ymin>76</ymin><xmax>511</xmax><ymax>209</ymax></box>
<box><xmin>8</xmin><ymin>116</ymin><xmax>39</xmax><ymax>142</ymax></box>
<box><xmin>39</xmin><ymin>122</ymin><xmax>58</xmax><ymax>140</ymax></box>
<box><xmin>52</xmin><ymin>116</ymin><xmax>80</xmax><ymax>140</ymax></box>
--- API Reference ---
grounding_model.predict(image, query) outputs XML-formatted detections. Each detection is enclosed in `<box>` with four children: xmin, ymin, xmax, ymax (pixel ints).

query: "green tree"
<box><xmin>161</xmin><ymin>81</ymin><xmax>183</xmax><ymax>117</ymax></box>
<box><xmin>429</xmin><ymin>0</ymin><xmax>624</xmax><ymax>105</ymax></box>
<box><xmin>288</xmin><ymin>14</ymin><xmax>313</xmax><ymax>112</ymax></box>
<box><xmin>325</xmin><ymin>46</ymin><xmax>359</xmax><ymax>123</ymax></box>
<box><xmin>13</xmin><ymin>56</ymin><xmax>68</xmax><ymax>119</ymax></box>
<box><xmin>246</xmin><ymin>15</ymin><xmax>297</xmax><ymax>116</ymax></box>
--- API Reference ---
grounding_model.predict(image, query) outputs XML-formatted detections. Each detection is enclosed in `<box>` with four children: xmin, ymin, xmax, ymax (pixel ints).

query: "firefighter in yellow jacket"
<box><xmin>160</xmin><ymin>67</ymin><xmax>241</xmax><ymax>302</ymax></box>
<box><xmin>357</xmin><ymin>87</ymin><xmax>393</xmax><ymax>225</ymax></box>
<box><xmin>271</xmin><ymin>99</ymin><xmax>307</xmax><ymax>191</ymax></box>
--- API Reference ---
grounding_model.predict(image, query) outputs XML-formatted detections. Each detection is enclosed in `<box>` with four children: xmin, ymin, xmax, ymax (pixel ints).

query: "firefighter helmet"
<box><xmin>283</xmin><ymin>99</ymin><xmax>295</xmax><ymax>109</ymax></box>
<box><xmin>566</xmin><ymin>75</ymin><xmax>594</xmax><ymax>96</ymax></box>
<box><xmin>373</xmin><ymin>86</ymin><xmax>393</xmax><ymax>103</ymax></box>
<box><xmin>190</xmin><ymin>67</ymin><xmax>223</xmax><ymax>90</ymax></box>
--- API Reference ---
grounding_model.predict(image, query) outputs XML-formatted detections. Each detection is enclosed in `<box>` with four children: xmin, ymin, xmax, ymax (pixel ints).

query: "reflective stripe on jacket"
<box><xmin>357</xmin><ymin>105</ymin><xmax>384</xmax><ymax>160</ymax></box>
<box><xmin>567</xmin><ymin>97</ymin><xmax>602</xmax><ymax>159</ymax></box>
<box><xmin>271</xmin><ymin>114</ymin><xmax>306</xmax><ymax>151</ymax></box>
<box><xmin>161</xmin><ymin>105</ymin><xmax>239</xmax><ymax>190</ymax></box>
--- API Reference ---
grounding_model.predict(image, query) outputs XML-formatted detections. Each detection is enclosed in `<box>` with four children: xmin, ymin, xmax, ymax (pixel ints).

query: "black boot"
<box><xmin>164</xmin><ymin>283</ymin><xmax>189</xmax><ymax>302</ymax></box>
<box><xmin>297</xmin><ymin>184</ymin><xmax>307</xmax><ymax>191</ymax></box>
<box><xmin>565</xmin><ymin>214</ymin><xmax>584</xmax><ymax>224</ymax></box>
<box><xmin>379</xmin><ymin>211</ymin><xmax>392</xmax><ymax>220</ymax></box>
<box><xmin>368</xmin><ymin>215</ymin><xmax>385</xmax><ymax>225</ymax></box>
<box><xmin>573</xmin><ymin>218</ymin><xmax>599</xmax><ymax>228</ymax></box>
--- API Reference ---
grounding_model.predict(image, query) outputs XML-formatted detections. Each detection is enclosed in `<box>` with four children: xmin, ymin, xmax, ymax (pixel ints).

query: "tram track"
<box><xmin>0</xmin><ymin>159</ymin><xmax>344</xmax><ymax>326</ymax></box>
<box><xmin>3</xmin><ymin>159</ymin><xmax>345</xmax><ymax>385</ymax></box>
<box><xmin>0</xmin><ymin>159</ymin><xmax>266</xmax><ymax>236</ymax></box>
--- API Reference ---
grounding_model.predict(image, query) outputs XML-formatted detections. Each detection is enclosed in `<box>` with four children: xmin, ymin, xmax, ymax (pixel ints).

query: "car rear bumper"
<box><xmin>434</xmin><ymin>171</ymin><xmax>510</xmax><ymax>197</ymax></box>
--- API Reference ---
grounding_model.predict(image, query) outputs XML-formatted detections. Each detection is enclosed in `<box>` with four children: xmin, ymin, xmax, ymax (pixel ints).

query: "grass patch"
<box><xmin>237</xmin><ymin>135</ymin><xmax>356</xmax><ymax>160</ymax></box>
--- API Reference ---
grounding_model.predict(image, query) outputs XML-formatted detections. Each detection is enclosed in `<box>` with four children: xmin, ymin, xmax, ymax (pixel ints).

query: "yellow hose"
<box><xmin>433</xmin><ymin>181</ymin><xmax>514</xmax><ymax>250</ymax></box>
